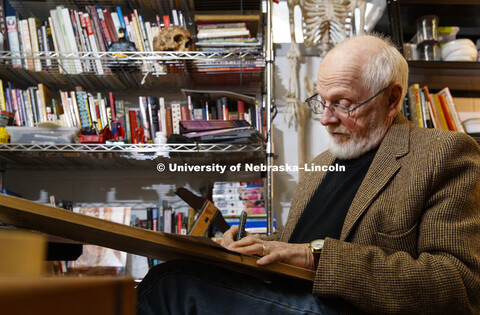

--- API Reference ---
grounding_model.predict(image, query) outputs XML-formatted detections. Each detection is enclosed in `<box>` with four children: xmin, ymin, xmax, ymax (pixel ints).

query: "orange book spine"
<box><xmin>165</xmin><ymin>107</ymin><xmax>172</xmax><ymax>138</ymax></box>
<box><xmin>438</xmin><ymin>94</ymin><xmax>456</xmax><ymax>131</ymax></box>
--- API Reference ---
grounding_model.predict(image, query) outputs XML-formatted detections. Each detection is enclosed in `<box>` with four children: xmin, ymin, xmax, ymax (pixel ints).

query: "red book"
<box><xmin>163</xmin><ymin>15</ymin><xmax>171</xmax><ymax>28</ymax></box>
<box><xmin>88</xmin><ymin>6</ymin><xmax>106</xmax><ymax>51</ymax></box>
<box><xmin>176</xmin><ymin>212</ymin><xmax>183</xmax><ymax>234</ymax></box>
<box><xmin>96</xmin><ymin>6</ymin><xmax>112</xmax><ymax>48</ymax></box>
<box><xmin>103</xmin><ymin>8</ymin><xmax>118</xmax><ymax>43</ymax></box>
<box><xmin>180</xmin><ymin>104</ymin><xmax>191</xmax><ymax>121</ymax></box>
<box><xmin>237</xmin><ymin>100</ymin><xmax>245</xmax><ymax>120</ymax></box>
<box><xmin>129</xmin><ymin>109</ymin><xmax>139</xmax><ymax>143</ymax></box>
<box><xmin>109</xmin><ymin>92</ymin><xmax>116</xmax><ymax>121</ymax></box>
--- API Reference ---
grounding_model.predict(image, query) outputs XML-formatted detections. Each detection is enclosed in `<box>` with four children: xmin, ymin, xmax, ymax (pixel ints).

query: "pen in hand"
<box><xmin>236</xmin><ymin>211</ymin><xmax>248</xmax><ymax>241</ymax></box>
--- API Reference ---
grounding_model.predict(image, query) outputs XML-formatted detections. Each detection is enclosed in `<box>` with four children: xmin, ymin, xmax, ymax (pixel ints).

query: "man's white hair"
<box><xmin>360</xmin><ymin>34</ymin><xmax>409</xmax><ymax>113</ymax></box>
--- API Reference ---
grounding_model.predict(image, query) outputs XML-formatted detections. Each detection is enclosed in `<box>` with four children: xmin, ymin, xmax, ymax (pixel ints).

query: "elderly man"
<box><xmin>137</xmin><ymin>35</ymin><xmax>480</xmax><ymax>314</ymax></box>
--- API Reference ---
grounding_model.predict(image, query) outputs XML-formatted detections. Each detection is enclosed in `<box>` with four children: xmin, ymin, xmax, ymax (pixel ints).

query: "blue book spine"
<box><xmin>116</xmin><ymin>6</ymin><xmax>128</xmax><ymax>40</ymax></box>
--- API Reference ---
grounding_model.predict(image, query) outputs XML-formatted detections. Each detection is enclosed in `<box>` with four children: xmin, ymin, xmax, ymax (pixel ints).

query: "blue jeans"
<box><xmin>136</xmin><ymin>260</ymin><xmax>339</xmax><ymax>315</ymax></box>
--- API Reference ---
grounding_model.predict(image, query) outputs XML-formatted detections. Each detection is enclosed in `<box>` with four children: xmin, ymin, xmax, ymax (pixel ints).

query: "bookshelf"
<box><xmin>376</xmin><ymin>1</ymin><xmax>480</xmax><ymax>95</ymax></box>
<box><xmin>0</xmin><ymin>0</ymin><xmax>276</xmax><ymax>234</ymax></box>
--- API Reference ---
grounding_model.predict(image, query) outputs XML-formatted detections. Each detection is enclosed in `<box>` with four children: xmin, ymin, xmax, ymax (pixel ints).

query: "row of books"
<box><xmin>212</xmin><ymin>180</ymin><xmax>266</xmax><ymax>216</ymax></box>
<box><xmin>1</xmin><ymin>80</ymin><xmax>266</xmax><ymax>144</ymax></box>
<box><xmin>5</xmin><ymin>4</ymin><xmax>188</xmax><ymax>74</ymax></box>
<box><xmin>224</xmin><ymin>214</ymin><xmax>276</xmax><ymax>234</ymax></box>
<box><xmin>195</xmin><ymin>21</ymin><xmax>261</xmax><ymax>52</ymax></box>
<box><xmin>403</xmin><ymin>84</ymin><xmax>465</xmax><ymax>132</ymax></box>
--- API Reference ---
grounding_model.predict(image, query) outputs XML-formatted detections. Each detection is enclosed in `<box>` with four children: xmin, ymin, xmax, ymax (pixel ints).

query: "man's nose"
<box><xmin>320</xmin><ymin>107</ymin><xmax>340</xmax><ymax>126</ymax></box>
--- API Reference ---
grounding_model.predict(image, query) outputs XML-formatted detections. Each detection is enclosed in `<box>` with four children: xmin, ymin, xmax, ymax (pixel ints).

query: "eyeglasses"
<box><xmin>305</xmin><ymin>87</ymin><xmax>388</xmax><ymax>119</ymax></box>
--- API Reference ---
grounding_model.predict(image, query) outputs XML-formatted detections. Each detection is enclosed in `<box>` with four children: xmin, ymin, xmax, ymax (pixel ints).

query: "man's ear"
<box><xmin>386</xmin><ymin>83</ymin><xmax>403</xmax><ymax>118</ymax></box>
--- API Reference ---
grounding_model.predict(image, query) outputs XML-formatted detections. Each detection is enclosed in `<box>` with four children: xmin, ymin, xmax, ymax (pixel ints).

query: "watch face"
<box><xmin>310</xmin><ymin>239</ymin><xmax>325</xmax><ymax>251</ymax></box>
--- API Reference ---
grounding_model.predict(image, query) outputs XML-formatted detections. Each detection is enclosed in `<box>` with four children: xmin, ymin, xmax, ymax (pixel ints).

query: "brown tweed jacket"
<box><xmin>277</xmin><ymin>114</ymin><xmax>480</xmax><ymax>314</ymax></box>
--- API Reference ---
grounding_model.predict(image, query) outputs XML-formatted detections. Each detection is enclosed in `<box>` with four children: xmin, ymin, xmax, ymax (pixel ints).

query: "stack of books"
<box><xmin>195</xmin><ymin>22</ymin><xmax>261</xmax><ymax>52</ymax></box>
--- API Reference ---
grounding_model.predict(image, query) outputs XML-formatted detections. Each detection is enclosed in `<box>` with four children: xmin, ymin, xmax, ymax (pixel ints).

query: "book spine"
<box><xmin>96</xmin><ymin>6</ymin><xmax>112</xmax><ymax>48</ymax></box>
<box><xmin>412</xmin><ymin>84</ymin><xmax>424</xmax><ymax>128</ymax></box>
<box><xmin>56</xmin><ymin>6</ymin><xmax>75</xmax><ymax>73</ymax></box>
<box><xmin>83</xmin><ymin>13</ymin><xmax>104</xmax><ymax>74</ymax></box>
<box><xmin>76</xmin><ymin>87</ymin><xmax>91</xmax><ymax>128</ymax></box>
<box><xmin>88</xmin><ymin>6</ymin><xmax>106</xmax><ymax>51</ymax></box>
<box><xmin>10</xmin><ymin>89</ymin><xmax>20</xmax><ymax>125</ymax></box>
<box><xmin>62</xmin><ymin>7</ymin><xmax>83</xmax><ymax>73</ymax></box>
<box><xmin>171</xmin><ymin>103</ymin><xmax>181</xmax><ymax>134</ymax></box>
<box><xmin>103</xmin><ymin>8</ymin><xmax>118</xmax><ymax>43</ymax></box>
<box><xmin>108</xmin><ymin>91</ymin><xmax>116</xmax><ymax>122</ymax></box>
<box><xmin>124</xmin><ymin>105</ymin><xmax>131</xmax><ymax>143</ymax></box>
<box><xmin>0</xmin><ymin>0</ymin><xmax>6</xmax><ymax>50</ymax></box>
<box><xmin>21</xmin><ymin>19</ymin><xmax>34</xmax><ymax>71</ymax></box>
<box><xmin>27</xmin><ymin>87</ymin><xmax>38</xmax><ymax>124</ymax></box>
<box><xmin>147</xmin><ymin>96</ymin><xmax>160</xmax><ymax>141</ymax></box>
<box><xmin>16</xmin><ymin>89</ymin><xmax>25</xmax><ymax>125</ymax></box>
<box><xmin>124</xmin><ymin>15</ymin><xmax>136</xmax><ymax>48</ymax></box>
<box><xmin>165</xmin><ymin>105</ymin><xmax>172</xmax><ymax>138</ymax></box>
<box><xmin>440</xmin><ymin>88</ymin><xmax>465</xmax><ymax>133</ymax></box>
<box><xmin>423</xmin><ymin>86</ymin><xmax>440</xmax><ymax>129</ymax></box>
<box><xmin>135</xmin><ymin>10</ymin><xmax>149</xmax><ymax>51</ymax></box>
<box><xmin>0</xmin><ymin>79</ymin><xmax>5</xmax><ymax>111</ymax></box>
<box><xmin>180</xmin><ymin>104</ymin><xmax>191</xmax><ymax>121</ymax></box>
<box><xmin>432</xmin><ymin>93</ymin><xmax>449</xmax><ymax>130</ymax></box>
<box><xmin>6</xmin><ymin>16</ymin><xmax>21</xmax><ymax>67</ymax></box>
<box><xmin>138</xmin><ymin>96</ymin><xmax>150</xmax><ymax>141</ymax></box>
<box><xmin>221</xmin><ymin>97</ymin><xmax>228</xmax><ymax>120</ymax></box>
<box><xmin>28</xmin><ymin>18</ymin><xmax>42</xmax><ymax>71</ymax></box>
<box><xmin>130</xmin><ymin>13</ymin><xmax>144</xmax><ymax>51</ymax></box>
<box><xmin>110</xmin><ymin>11</ymin><xmax>122</xmax><ymax>40</ymax></box>
<box><xmin>23</xmin><ymin>89</ymin><xmax>34</xmax><ymax>126</ymax></box>
<box><xmin>41</xmin><ymin>24</ymin><xmax>52</xmax><ymax>68</ymax></box>
<box><xmin>87</xmin><ymin>93</ymin><xmax>98</xmax><ymax>131</ymax></box>
<box><xmin>176</xmin><ymin>211</ymin><xmax>183</xmax><ymax>234</ymax></box>
<box><xmin>47</xmin><ymin>16</ymin><xmax>63</xmax><ymax>73</ymax></box>
<box><xmin>128</xmin><ymin>109</ymin><xmax>138</xmax><ymax>143</ymax></box>
<box><xmin>163</xmin><ymin>207</ymin><xmax>172</xmax><ymax>233</ymax></box>
<box><xmin>159</xmin><ymin>97</ymin><xmax>167</xmax><ymax>137</ymax></box>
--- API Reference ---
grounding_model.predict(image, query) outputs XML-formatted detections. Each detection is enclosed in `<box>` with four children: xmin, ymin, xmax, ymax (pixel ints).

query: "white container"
<box><xmin>5</xmin><ymin>126</ymin><xmax>78</xmax><ymax>144</ymax></box>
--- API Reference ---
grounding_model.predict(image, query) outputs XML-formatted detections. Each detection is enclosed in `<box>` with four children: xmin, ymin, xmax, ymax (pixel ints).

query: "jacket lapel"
<box><xmin>340</xmin><ymin>115</ymin><xmax>411</xmax><ymax>241</ymax></box>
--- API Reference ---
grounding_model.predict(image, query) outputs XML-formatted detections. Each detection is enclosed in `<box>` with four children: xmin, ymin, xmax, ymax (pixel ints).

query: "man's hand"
<box><xmin>219</xmin><ymin>226</ymin><xmax>316</xmax><ymax>270</ymax></box>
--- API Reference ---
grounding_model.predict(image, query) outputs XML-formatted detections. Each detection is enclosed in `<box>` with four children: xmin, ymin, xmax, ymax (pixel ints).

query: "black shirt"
<box><xmin>288</xmin><ymin>149</ymin><xmax>378</xmax><ymax>244</ymax></box>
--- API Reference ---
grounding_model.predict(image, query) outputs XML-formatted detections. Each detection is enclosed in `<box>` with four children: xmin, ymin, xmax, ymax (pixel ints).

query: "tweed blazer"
<box><xmin>277</xmin><ymin>114</ymin><xmax>480</xmax><ymax>314</ymax></box>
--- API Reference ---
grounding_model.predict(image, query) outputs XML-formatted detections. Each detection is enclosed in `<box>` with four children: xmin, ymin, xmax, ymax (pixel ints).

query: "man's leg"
<box><xmin>136</xmin><ymin>260</ymin><xmax>338</xmax><ymax>315</ymax></box>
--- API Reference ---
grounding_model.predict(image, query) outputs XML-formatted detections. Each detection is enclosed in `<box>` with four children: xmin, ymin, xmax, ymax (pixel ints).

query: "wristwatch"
<box><xmin>309</xmin><ymin>239</ymin><xmax>325</xmax><ymax>253</ymax></box>
<box><xmin>309</xmin><ymin>239</ymin><xmax>324</xmax><ymax>269</ymax></box>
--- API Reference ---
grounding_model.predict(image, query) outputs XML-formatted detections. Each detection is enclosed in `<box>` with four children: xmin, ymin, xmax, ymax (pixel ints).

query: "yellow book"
<box><xmin>432</xmin><ymin>94</ymin><xmax>449</xmax><ymax>130</ymax></box>
<box><xmin>0</xmin><ymin>79</ymin><xmax>6</xmax><ymax>111</ymax></box>
<box><xmin>411</xmin><ymin>84</ymin><xmax>424</xmax><ymax>128</ymax></box>
<box><xmin>130</xmin><ymin>14</ymin><xmax>144</xmax><ymax>51</ymax></box>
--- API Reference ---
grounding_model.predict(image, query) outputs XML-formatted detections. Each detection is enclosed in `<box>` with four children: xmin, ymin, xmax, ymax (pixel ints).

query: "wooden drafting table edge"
<box><xmin>0</xmin><ymin>194</ymin><xmax>315</xmax><ymax>282</ymax></box>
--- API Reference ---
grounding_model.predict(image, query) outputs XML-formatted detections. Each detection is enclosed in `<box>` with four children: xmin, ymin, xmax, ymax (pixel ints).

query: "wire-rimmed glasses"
<box><xmin>305</xmin><ymin>87</ymin><xmax>388</xmax><ymax>119</ymax></box>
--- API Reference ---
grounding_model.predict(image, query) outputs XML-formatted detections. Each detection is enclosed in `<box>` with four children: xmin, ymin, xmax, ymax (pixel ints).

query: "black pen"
<box><xmin>236</xmin><ymin>211</ymin><xmax>248</xmax><ymax>241</ymax></box>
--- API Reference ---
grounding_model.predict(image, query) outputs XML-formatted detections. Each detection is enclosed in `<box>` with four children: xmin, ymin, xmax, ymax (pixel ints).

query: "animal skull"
<box><xmin>153</xmin><ymin>26</ymin><xmax>194</xmax><ymax>51</ymax></box>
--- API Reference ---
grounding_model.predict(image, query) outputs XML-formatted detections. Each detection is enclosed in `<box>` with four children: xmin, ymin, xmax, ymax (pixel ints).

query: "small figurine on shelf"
<box><xmin>132</xmin><ymin>125</ymin><xmax>147</xmax><ymax>144</ymax></box>
<box><xmin>107</xmin><ymin>27</ymin><xmax>137</xmax><ymax>71</ymax></box>
<box><xmin>111</xmin><ymin>119</ymin><xmax>125</xmax><ymax>141</ymax></box>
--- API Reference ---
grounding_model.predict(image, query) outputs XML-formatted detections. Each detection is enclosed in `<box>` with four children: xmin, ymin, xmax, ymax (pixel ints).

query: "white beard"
<box><xmin>327</xmin><ymin>119</ymin><xmax>389</xmax><ymax>160</ymax></box>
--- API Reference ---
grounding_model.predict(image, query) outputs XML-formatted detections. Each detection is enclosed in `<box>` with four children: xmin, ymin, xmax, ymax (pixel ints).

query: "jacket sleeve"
<box><xmin>313</xmin><ymin>132</ymin><xmax>480</xmax><ymax>314</ymax></box>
